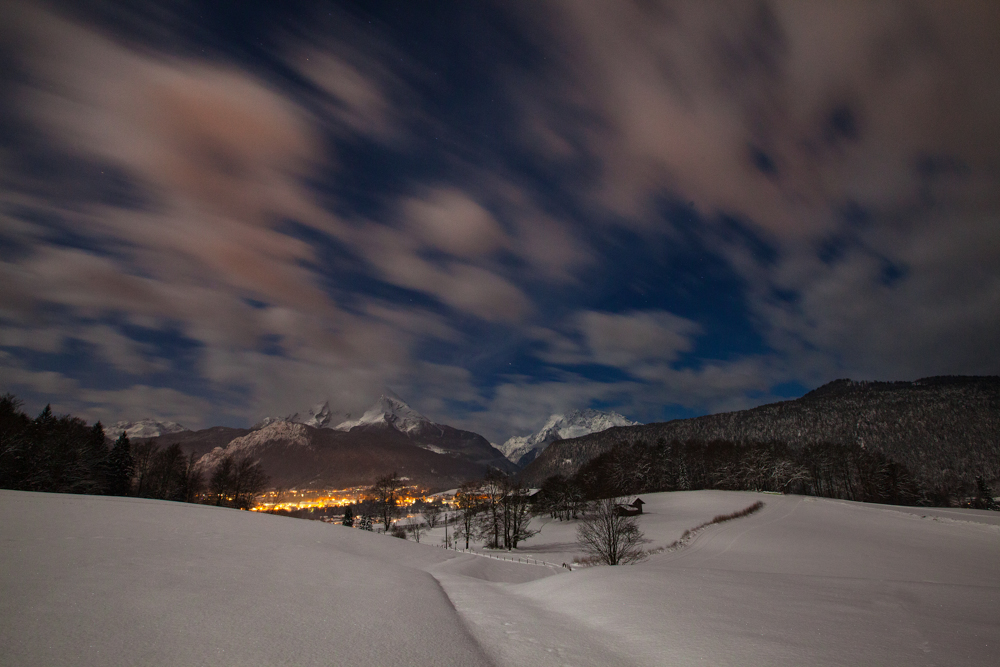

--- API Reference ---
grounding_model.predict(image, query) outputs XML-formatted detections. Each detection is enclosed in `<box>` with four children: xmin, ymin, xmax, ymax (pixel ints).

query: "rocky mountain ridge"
<box><xmin>147</xmin><ymin>394</ymin><xmax>514</xmax><ymax>490</ymax></box>
<box><xmin>498</xmin><ymin>409</ymin><xmax>640</xmax><ymax>467</ymax></box>
<box><xmin>194</xmin><ymin>419</ymin><xmax>499</xmax><ymax>490</ymax></box>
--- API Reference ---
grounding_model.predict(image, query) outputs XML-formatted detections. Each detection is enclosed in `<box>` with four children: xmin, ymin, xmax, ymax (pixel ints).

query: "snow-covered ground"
<box><xmin>0</xmin><ymin>491</ymin><xmax>492</xmax><ymax>667</ymax></box>
<box><xmin>2</xmin><ymin>490</ymin><xmax>998</xmax><ymax>666</ymax></box>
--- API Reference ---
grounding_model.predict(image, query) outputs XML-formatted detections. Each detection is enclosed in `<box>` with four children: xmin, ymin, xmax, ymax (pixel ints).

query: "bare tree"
<box><xmin>209</xmin><ymin>454</ymin><xmax>236</xmax><ymax>505</ymax></box>
<box><xmin>576</xmin><ymin>497</ymin><xmax>649</xmax><ymax>565</ymax></box>
<box><xmin>270</xmin><ymin>486</ymin><xmax>287</xmax><ymax>513</ymax></box>
<box><xmin>178</xmin><ymin>452</ymin><xmax>204</xmax><ymax>503</ymax></box>
<box><xmin>207</xmin><ymin>453</ymin><xmax>268</xmax><ymax>509</ymax></box>
<box><xmin>369</xmin><ymin>472</ymin><xmax>403</xmax><ymax>533</ymax></box>
<box><xmin>423</xmin><ymin>503</ymin><xmax>442</xmax><ymax>529</ymax></box>
<box><xmin>231</xmin><ymin>455</ymin><xmax>269</xmax><ymax>509</ymax></box>
<box><xmin>501</xmin><ymin>480</ymin><xmax>537</xmax><ymax>549</ymax></box>
<box><xmin>455</xmin><ymin>480</ymin><xmax>481</xmax><ymax>549</ymax></box>
<box><xmin>407</xmin><ymin>518</ymin><xmax>422</xmax><ymax>543</ymax></box>
<box><xmin>772</xmin><ymin>459</ymin><xmax>810</xmax><ymax>493</ymax></box>
<box><xmin>476</xmin><ymin>470</ymin><xmax>506</xmax><ymax>548</ymax></box>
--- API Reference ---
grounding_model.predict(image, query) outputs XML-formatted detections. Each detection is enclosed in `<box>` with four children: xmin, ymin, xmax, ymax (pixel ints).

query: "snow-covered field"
<box><xmin>2</xmin><ymin>490</ymin><xmax>998</xmax><ymax>666</ymax></box>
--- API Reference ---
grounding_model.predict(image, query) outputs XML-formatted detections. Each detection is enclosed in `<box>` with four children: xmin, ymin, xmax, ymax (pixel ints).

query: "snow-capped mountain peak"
<box><xmin>498</xmin><ymin>409</ymin><xmax>639</xmax><ymax>466</ymax></box>
<box><xmin>253</xmin><ymin>401</ymin><xmax>338</xmax><ymax>430</ymax></box>
<box><xmin>288</xmin><ymin>401</ymin><xmax>334</xmax><ymax>429</ymax></box>
<box><xmin>333</xmin><ymin>395</ymin><xmax>430</xmax><ymax>434</ymax></box>
<box><xmin>112</xmin><ymin>419</ymin><xmax>188</xmax><ymax>439</ymax></box>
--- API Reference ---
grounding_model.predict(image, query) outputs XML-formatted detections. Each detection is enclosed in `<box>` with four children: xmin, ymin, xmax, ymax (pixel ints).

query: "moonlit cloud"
<box><xmin>0</xmin><ymin>1</ymin><xmax>997</xmax><ymax>443</ymax></box>
<box><xmin>405</xmin><ymin>188</ymin><xmax>510</xmax><ymax>258</ymax></box>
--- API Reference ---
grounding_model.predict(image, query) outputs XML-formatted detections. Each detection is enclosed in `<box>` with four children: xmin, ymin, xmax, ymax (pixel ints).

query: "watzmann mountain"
<box><xmin>156</xmin><ymin>395</ymin><xmax>515</xmax><ymax>490</ymax></box>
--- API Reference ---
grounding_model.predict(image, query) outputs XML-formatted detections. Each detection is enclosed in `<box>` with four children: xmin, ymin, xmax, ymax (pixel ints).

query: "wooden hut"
<box><xmin>615</xmin><ymin>497</ymin><xmax>645</xmax><ymax>516</ymax></box>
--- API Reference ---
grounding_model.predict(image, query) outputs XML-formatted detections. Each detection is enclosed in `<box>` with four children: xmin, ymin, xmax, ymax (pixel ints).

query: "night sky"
<box><xmin>1</xmin><ymin>1</ymin><xmax>998</xmax><ymax>443</ymax></box>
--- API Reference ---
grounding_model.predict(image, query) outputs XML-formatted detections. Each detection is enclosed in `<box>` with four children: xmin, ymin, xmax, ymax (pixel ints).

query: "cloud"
<box><xmin>0</xmin><ymin>2</ymin><xmax>479</xmax><ymax>425</ymax></box>
<box><xmin>581</xmin><ymin>310</ymin><xmax>701</xmax><ymax>368</ymax></box>
<box><xmin>510</xmin><ymin>211</ymin><xmax>593</xmax><ymax>283</ymax></box>
<box><xmin>533</xmin><ymin>309</ymin><xmax>701</xmax><ymax>369</ymax></box>
<box><xmin>404</xmin><ymin>187</ymin><xmax>510</xmax><ymax>258</ymax></box>
<box><xmin>294</xmin><ymin>47</ymin><xmax>399</xmax><ymax>139</ymax></box>
<box><xmin>352</xmin><ymin>220</ymin><xmax>532</xmax><ymax>322</ymax></box>
<box><xmin>0</xmin><ymin>362</ymin><xmax>212</xmax><ymax>426</ymax></box>
<box><xmin>527</xmin><ymin>1</ymin><xmax>1000</xmax><ymax>231</ymax></box>
<box><xmin>516</xmin><ymin>0</ymin><xmax>1000</xmax><ymax>384</ymax></box>
<box><xmin>2</xmin><ymin>0</ymin><xmax>997</xmax><ymax>443</ymax></box>
<box><xmin>452</xmin><ymin>353</ymin><xmax>784</xmax><ymax>444</ymax></box>
<box><xmin>453</xmin><ymin>375</ymin><xmax>643</xmax><ymax>443</ymax></box>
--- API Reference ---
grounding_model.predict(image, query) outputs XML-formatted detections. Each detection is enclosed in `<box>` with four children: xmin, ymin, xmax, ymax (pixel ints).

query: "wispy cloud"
<box><xmin>1</xmin><ymin>0</ymin><xmax>997</xmax><ymax>442</ymax></box>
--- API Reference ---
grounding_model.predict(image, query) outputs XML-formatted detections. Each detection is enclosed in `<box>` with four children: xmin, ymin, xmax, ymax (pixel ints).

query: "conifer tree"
<box><xmin>342</xmin><ymin>504</ymin><xmax>355</xmax><ymax>527</ymax></box>
<box><xmin>107</xmin><ymin>431</ymin><xmax>134</xmax><ymax>496</ymax></box>
<box><xmin>972</xmin><ymin>476</ymin><xmax>998</xmax><ymax>510</ymax></box>
<box><xmin>83</xmin><ymin>421</ymin><xmax>110</xmax><ymax>494</ymax></box>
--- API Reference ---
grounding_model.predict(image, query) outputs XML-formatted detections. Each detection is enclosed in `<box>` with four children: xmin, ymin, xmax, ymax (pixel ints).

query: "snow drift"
<box><xmin>2</xmin><ymin>490</ymin><xmax>997</xmax><ymax>666</ymax></box>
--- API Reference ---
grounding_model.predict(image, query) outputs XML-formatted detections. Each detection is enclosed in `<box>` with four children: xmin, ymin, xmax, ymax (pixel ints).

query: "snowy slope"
<box><xmin>4</xmin><ymin>490</ymin><xmax>997</xmax><ymax>667</ymax></box>
<box><xmin>498</xmin><ymin>409</ymin><xmax>639</xmax><ymax>466</ymax></box>
<box><xmin>427</xmin><ymin>492</ymin><xmax>1000</xmax><ymax>667</ymax></box>
<box><xmin>0</xmin><ymin>490</ymin><xmax>492</xmax><ymax>667</ymax></box>
<box><xmin>509</xmin><ymin>493</ymin><xmax>1000</xmax><ymax>666</ymax></box>
<box><xmin>112</xmin><ymin>418</ymin><xmax>187</xmax><ymax>438</ymax></box>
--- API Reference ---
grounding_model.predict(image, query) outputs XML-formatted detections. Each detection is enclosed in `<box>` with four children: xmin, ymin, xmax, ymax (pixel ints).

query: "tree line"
<box><xmin>340</xmin><ymin>469</ymin><xmax>537</xmax><ymax>551</ymax></box>
<box><xmin>452</xmin><ymin>470</ymin><xmax>535</xmax><ymax>550</ymax></box>
<box><xmin>0</xmin><ymin>394</ymin><xmax>268</xmax><ymax>509</ymax></box>
<box><xmin>533</xmin><ymin>437</ymin><xmax>997</xmax><ymax>511</ymax></box>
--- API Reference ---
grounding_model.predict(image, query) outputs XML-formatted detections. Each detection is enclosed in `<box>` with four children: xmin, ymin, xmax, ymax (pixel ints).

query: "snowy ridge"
<box><xmin>498</xmin><ymin>409</ymin><xmax>639</xmax><ymax>466</ymax></box>
<box><xmin>254</xmin><ymin>395</ymin><xmax>431</xmax><ymax>434</ymax></box>
<box><xmin>254</xmin><ymin>401</ymin><xmax>336</xmax><ymax>430</ymax></box>
<box><xmin>333</xmin><ymin>395</ymin><xmax>431</xmax><ymax>434</ymax></box>
<box><xmin>288</xmin><ymin>401</ymin><xmax>334</xmax><ymax>428</ymax></box>
<box><xmin>112</xmin><ymin>418</ymin><xmax>187</xmax><ymax>439</ymax></box>
<box><xmin>199</xmin><ymin>421</ymin><xmax>310</xmax><ymax>470</ymax></box>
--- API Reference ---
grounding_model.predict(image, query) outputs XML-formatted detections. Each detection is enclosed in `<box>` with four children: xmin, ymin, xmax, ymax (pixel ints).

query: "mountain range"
<box><xmin>518</xmin><ymin>376</ymin><xmax>1000</xmax><ymax>493</ymax></box>
<box><xmin>113</xmin><ymin>419</ymin><xmax>188</xmax><ymax>439</ymax></box>
<box><xmin>127</xmin><ymin>376</ymin><xmax>1000</xmax><ymax>495</ymax></box>
<box><xmin>497</xmin><ymin>409</ymin><xmax>640</xmax><ymax>467</ymax></box>
<box><xmin>139</xmin><ymin>394</ymin><xmax>515</xmax><ymax>490</ymax></box>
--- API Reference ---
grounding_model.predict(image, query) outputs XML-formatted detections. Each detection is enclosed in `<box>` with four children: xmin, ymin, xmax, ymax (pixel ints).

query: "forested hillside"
<box><xmin>521</xmin><ymin>376</ymin><xmax>1000</xmax><ymax>501</ymax></box>
<box><xmin>0</xmin><ymin>394</ymin><xmax>266</xmax><ymax>508</ymax></box>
